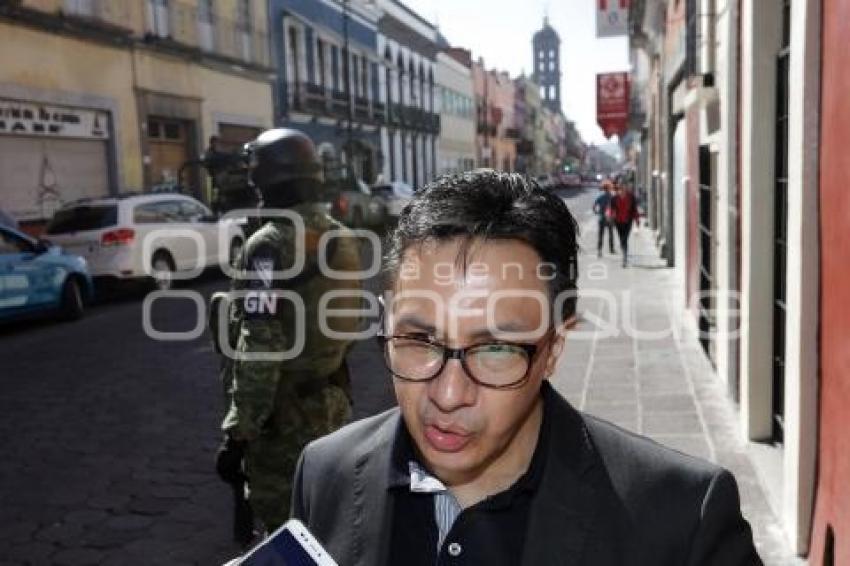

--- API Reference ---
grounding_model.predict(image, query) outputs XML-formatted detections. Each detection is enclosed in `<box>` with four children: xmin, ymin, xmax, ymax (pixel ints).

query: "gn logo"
<box><xmin>244</xmin><ymin>291</ymin><xmax>278</xmax><ymax>314</ymax></box>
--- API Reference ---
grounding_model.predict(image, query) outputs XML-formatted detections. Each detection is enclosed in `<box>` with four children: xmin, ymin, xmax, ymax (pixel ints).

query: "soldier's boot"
<box><xmin>233</xmin><ymin>484</ymin><xmax>256</xmax><ymax>548</ymax></box>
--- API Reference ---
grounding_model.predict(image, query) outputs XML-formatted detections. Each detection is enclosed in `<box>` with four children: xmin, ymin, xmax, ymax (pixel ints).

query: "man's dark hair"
<box><xmin>383</xmin><ymin>169</ymin><xmax>580</xmax><ymax>321</ymax></box>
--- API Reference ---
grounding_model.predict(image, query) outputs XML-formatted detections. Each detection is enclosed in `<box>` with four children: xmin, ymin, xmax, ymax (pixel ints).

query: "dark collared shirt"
<box><xmin>387</xmin><ymin>394</ymin><xmax>551</xmax><ymax>565</ymax></box>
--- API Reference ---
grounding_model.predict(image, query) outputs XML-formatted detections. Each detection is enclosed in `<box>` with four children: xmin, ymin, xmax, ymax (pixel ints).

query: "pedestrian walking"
<box><xmin>592</xmin><ymin>180</ymin><xmax>616</xmax><ymax>257</ymax></box>
<box><xmin>210</xmin><ymin>129</ymin><xmax>363</xmax><ymax>543</ymax></box>
<box><xmin>610</xmin><ymin>181</ymin><xmax>641</xmax><ymax>267</ymax></box>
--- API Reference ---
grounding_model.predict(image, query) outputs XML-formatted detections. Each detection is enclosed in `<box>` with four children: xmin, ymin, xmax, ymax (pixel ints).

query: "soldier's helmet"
<box><xmin>243</xmin><ymin>128</ymin><xmax>322</xmax><ymax>191</ymax></box>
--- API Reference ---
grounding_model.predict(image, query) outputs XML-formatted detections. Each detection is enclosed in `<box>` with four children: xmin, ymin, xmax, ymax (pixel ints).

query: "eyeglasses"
<box><xmin>378</xmin><ymin>332</ymin><xmax>552</xmax><ymax>390</ymax></box>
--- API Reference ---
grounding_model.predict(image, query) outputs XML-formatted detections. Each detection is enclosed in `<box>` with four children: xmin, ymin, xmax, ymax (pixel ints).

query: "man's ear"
<box><xmin>544</xmin><ymin>325</ymin><xmax>567</xmax><ymax>376</ymax></box>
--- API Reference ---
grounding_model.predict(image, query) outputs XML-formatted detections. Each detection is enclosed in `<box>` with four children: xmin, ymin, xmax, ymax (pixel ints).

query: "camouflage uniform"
<box><xmin>222</xmin><ymin>201</ymin><xmax>362</xmax><ymax>530</ymax></box>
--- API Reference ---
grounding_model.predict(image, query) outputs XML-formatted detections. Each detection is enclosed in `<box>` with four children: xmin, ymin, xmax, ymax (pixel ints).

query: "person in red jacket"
<box><xmin>610</xmin><ymin>182</ymin><xmax>641</xmax><ymax>267</ymax></box>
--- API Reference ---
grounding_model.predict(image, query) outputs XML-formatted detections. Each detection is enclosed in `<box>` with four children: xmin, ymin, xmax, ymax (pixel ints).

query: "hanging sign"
<box><xmin>597</xmin><ymin>72</ymin><xmax>630</xmax><ymax>138</ymax></box>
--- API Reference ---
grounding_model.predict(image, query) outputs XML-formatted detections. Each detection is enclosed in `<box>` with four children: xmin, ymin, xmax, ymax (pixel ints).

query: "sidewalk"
<box><xmin>549</xmin><ymin>210</ymin><xmax>802</xmax><ymax>566</ymax></box>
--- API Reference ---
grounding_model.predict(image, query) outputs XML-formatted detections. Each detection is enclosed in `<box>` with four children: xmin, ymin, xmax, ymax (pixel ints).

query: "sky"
<box><xmin>402</xmin><ymin>0</ymin><xmax>630</xmax><ymax>144</ymax></box>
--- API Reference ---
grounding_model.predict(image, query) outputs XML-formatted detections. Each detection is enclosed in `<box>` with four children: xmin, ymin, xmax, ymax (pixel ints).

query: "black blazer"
<box><xmin>291</xmin><ymin>383</ymin><xmax>763</xmax><ymax>565</ymax></box>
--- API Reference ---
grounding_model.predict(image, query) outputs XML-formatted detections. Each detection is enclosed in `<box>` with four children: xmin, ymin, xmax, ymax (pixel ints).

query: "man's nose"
<box><xmin>428</xmin><ymin>358</ymin><xmax>474</xmax><ymax>412</ymax></box>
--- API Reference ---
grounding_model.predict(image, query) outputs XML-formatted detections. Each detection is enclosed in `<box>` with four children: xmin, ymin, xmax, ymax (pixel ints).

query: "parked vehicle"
<box><xmin>44</xmin><ymin>193</ymin><xmax>244</xmax><ymax>291</ymax></box>
<box><xmin>559</xmin><ymin>173</ymin><xmax>583</xmax><ymax>188</ymax></box>
<box><xmin>0</xmin><ymin>208</ymin><xmax>18</xmax><ymax>230</ymax></box>
<box><xmin>371</xmin><ymin>181</ymin><xmax>414</xmax><ymax>223</ymax></box>
<box><xmin>535</xmin><ymin>174</ymin><xmax>555</xmax><ymax>190</ymax></box>
<box><xmin>0</xmin><ymin>224</ymin><xmax>93</xmax><ymax>322</ymax></box>
<box><xmin>327</xmin><ymin>169</ymin><xmax>386</xmax><ymax>229</ymax></box>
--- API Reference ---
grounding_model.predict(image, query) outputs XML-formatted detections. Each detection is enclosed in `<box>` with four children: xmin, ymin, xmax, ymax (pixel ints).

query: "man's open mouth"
<box><xmin>423</xmin><ymin>424</ymin><xmax>472</xmax><ymax>453</ymax></box>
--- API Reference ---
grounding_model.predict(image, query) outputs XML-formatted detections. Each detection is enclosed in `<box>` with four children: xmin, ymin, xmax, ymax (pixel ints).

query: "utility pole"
<box><xmin>342</xmin><ymin>0</ymin><xmax>355</xmax><ymax>176</ymax></box>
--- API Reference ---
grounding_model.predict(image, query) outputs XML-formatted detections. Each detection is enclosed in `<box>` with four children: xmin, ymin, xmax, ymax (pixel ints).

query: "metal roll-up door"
<box><xmin>0</xmin><ymin>136</ymin><xmax>109</xmax><ymax>221</ymax></box>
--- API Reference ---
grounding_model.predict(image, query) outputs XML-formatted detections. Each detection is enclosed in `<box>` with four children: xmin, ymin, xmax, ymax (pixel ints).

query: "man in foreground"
<box><xmin>290</xmin><ymin>170</ymin><xmax>762</xmax><ymax>565</ymax></box>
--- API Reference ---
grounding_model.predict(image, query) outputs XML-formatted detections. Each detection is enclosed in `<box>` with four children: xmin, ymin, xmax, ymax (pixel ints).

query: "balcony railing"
<box><xmin>391</xmin><ymin>105</ymin><xmax>440</xmax><ymax>134</ymax></box>
<box><xmin>373</xmin><ymin>101</ymin><xmax>387</xmax><ymax>123</ymax></box>
<box><xmin>354</xmin><ymin>97</ymin><xmax>371</xmax><ymax>121</ymax></box>
<box><xmin>331</xmin><ymin>90</ymin><xmax>350</xmax><ymax>118</ymax></box>
<box><xmin>289</xmin><ymin>83</ymin><xmax>394</xmax><ymax>126</ymax></box>
<box><xmin>145</xmin><ymin>1</ymin><xmax>271</xmax><ymax>68</ymax></box>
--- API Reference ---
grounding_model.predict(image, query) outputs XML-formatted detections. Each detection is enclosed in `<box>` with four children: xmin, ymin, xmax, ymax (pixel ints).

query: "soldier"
<box><xmin>213</xmin><ymin>128</ymin><xmax>363</xmax><ymax>539</ymax></box>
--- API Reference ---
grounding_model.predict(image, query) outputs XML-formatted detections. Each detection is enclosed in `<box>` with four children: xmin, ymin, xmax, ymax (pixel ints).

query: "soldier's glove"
<box><xmin>216</xmin><ymin>435</ymin><xmax>248</xmax><ymax>485</ymax></box>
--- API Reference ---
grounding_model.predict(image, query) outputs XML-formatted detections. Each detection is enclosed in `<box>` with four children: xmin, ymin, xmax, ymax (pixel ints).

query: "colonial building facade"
<box><xmin>0</xmin><ymin>0</ymin><xmax>274</xmax><ymax>230</ymax></box>
<box><xmin>269</xmin><ymin>0</ymin><xmax>383</xmax><ymax>183</ymax></box>
<box><xmin>376</xmin><ymin>0</ymin><xmax>440</xmax><ymax>188</ymax></box>
<box><xmin>435</xmin><ymin>48</ymin><xmax>475</xmax><ymax>176</ymax></box>
<box><xmin>629</xmin><ymin>0</ymin><xmax>848</xmax><ymax>562</ymax></box>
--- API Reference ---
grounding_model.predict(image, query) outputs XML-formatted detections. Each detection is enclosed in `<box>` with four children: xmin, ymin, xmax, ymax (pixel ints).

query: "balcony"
<box><xmin>505</xmin><ymin>127</ymin><xmax>521</xmax><ymax>140</ymax></box>
<box><xmin>372</xmin><ymin>101</ymin><xmax>387</xmax><ymax>123</ymax></box>
<box><xmin>331</xmin><ymin>90</ymin><xmax>350</xmax><ymax>118</ymax></box>
<box><xmin>305</xmin><ymin>83</ymin><xmax>329</xmax><ymax>113</ymax></box>
<box><xmin>290</xmin><ymin>84</ymin><xmax>388</xmax><ymax>126</ymax></box>
<box><xmin>354</xmin><ymin>97</ymin><xmax>371</xmax><ymax>121</ymax></box>
<box><xmin>144</xmin><ymin>2</ymin><xmax>271</xmax><ymax>68</ymax></box>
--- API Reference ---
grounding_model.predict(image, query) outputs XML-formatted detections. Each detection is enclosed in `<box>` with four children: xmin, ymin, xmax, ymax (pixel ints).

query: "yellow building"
<box><xmin>0</xmin><ymin>0</ymin><xmax>274</xmax><ymax>228</ymax></box>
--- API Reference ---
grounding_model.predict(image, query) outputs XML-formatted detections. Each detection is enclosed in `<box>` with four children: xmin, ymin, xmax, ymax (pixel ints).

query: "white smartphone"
<box><xmin>235</xmin><ymin>519</ymin><xmax>338</xmax><ymax>566</ymax></box>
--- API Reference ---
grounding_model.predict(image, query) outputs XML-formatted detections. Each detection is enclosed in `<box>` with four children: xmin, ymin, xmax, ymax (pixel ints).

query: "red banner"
<box><xmin>597</xmin><ymin>72</ymin><xmax>630</xmax><ymax>139</ymax></box>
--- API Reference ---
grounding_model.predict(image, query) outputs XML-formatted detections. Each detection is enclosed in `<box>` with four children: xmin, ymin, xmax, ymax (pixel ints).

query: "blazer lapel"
<box><xmin>521</xmin><ymin>385</ymin><xmax>601</xmax><ymax>566</ymax></box>
<box><xmin>350</xmin><ymin>410</ymin><xmax>401</xmax><ymax>566</ymax></box>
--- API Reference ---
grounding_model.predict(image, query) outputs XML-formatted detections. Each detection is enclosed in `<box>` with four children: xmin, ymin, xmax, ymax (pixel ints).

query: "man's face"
<box><xmin>387</xmin><ymin>237</ymin><xmax>564</xmax><ymax>486</ymax></box>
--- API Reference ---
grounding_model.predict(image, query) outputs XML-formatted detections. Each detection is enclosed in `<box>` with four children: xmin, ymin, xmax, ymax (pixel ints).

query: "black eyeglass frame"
<box><xmin>376</xmin><ymin>330</ymin><xmax>553</xmax><ymax>390</ymax></box>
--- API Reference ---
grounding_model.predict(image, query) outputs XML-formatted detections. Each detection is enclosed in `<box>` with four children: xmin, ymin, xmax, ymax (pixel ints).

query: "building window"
<box><xmin>419</xmin><ymin>64</ymin><xmax>425</xmax><ymax>109</ymax></box>
<box><xmin>316</xmin><ymin>39</ymin><xmax>326</xmax><ymax>88</ymax></box>
<box><xmin>331</xmin><ymin>45</ymin><xmax>340</xmax><ymax>91</ymax></box>
<box><xmin>397</xmin><ymin>54</ymin><xmax>405</xmax><ymax>104</ymax></box>
<box><xmin>351</xmin><ymin>54</ymin><xmax>359</xmax><ymax>96</ymax></box>
<box><xmin>65</xmin><ymin>0</ymin><xmax>95</xmax><ymax>16</ymax></box>
<box><xmin>236</xmin><ymin>0</ymin><xmax>252</xmax><ymax>62</ymax></box>
<box><xmin>236</xmin><ymin>0</ymin><xmax>251</xmax><ymax>32</ymax></box>
<box><xmin>772</xmin><ymin>0</ymin><xmax>791</xmax><ymax>444</ymax></box>
<box><xmin>197</xmin><ymin>0</ymin><xmax>214</xmax><ymax>51</ymax></box>
<box><xmin>198</xmin><ymin>0</ymin><xmax>213</xmax><ymax>22</ymax></box>
<box><xmin>362</xmin><ymin>57</ymin><xmax>369</xmax><ymax>98</ymax></box>
<box><xmin>409</xmin><ymin>62</ymin><xmax>416</xmax><ymax>105</ymax></box>
<box><xmin>288</xmin><ymin>26</ymin><xmax>300</xmax><ymax>86</ymax></box>
<box><xmin>146</xmin><ymin>0</ymin><xmax>169</xmax><ymax>37</ymax></box>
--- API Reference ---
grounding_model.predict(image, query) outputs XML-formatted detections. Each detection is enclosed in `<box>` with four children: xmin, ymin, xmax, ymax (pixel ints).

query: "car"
<box><xmin>371</xmin><ymin>181</ymin><xmax>414</xmax><ymax>224</ymax></box>
<box><xmin>0</xmin><ymin>208</ymin><xmax>18</xmax><ymax>230</ymax></box>
<box><xmin>534</xmin><ymin>174</ymin><xmax>555</xmax><ymax>190</ymax></box>
<box><xmin>0</xmin><ymin>224</ymin><xmax>93</xmax><ymax>322</ymax></box>
<box><xmin>327</xmin><ymin>170</ymin><xmax>386</xmax><ymax>229</ymax></box>
<box><xmin>559</xmin><ymin>173</ymin><xmax>583</xmax><ymax>188</ymax></box>
<box><xmin>44</xmin><ymin>193</ymin><xmax>244</xmax><ymax>291</ymax></box>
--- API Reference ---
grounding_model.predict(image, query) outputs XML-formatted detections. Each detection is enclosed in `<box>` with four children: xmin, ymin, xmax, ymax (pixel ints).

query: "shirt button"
<box><xmin>447</xmin><ymin>542</ymin><xmax>462</xmax><ymax>557</ymax></box>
